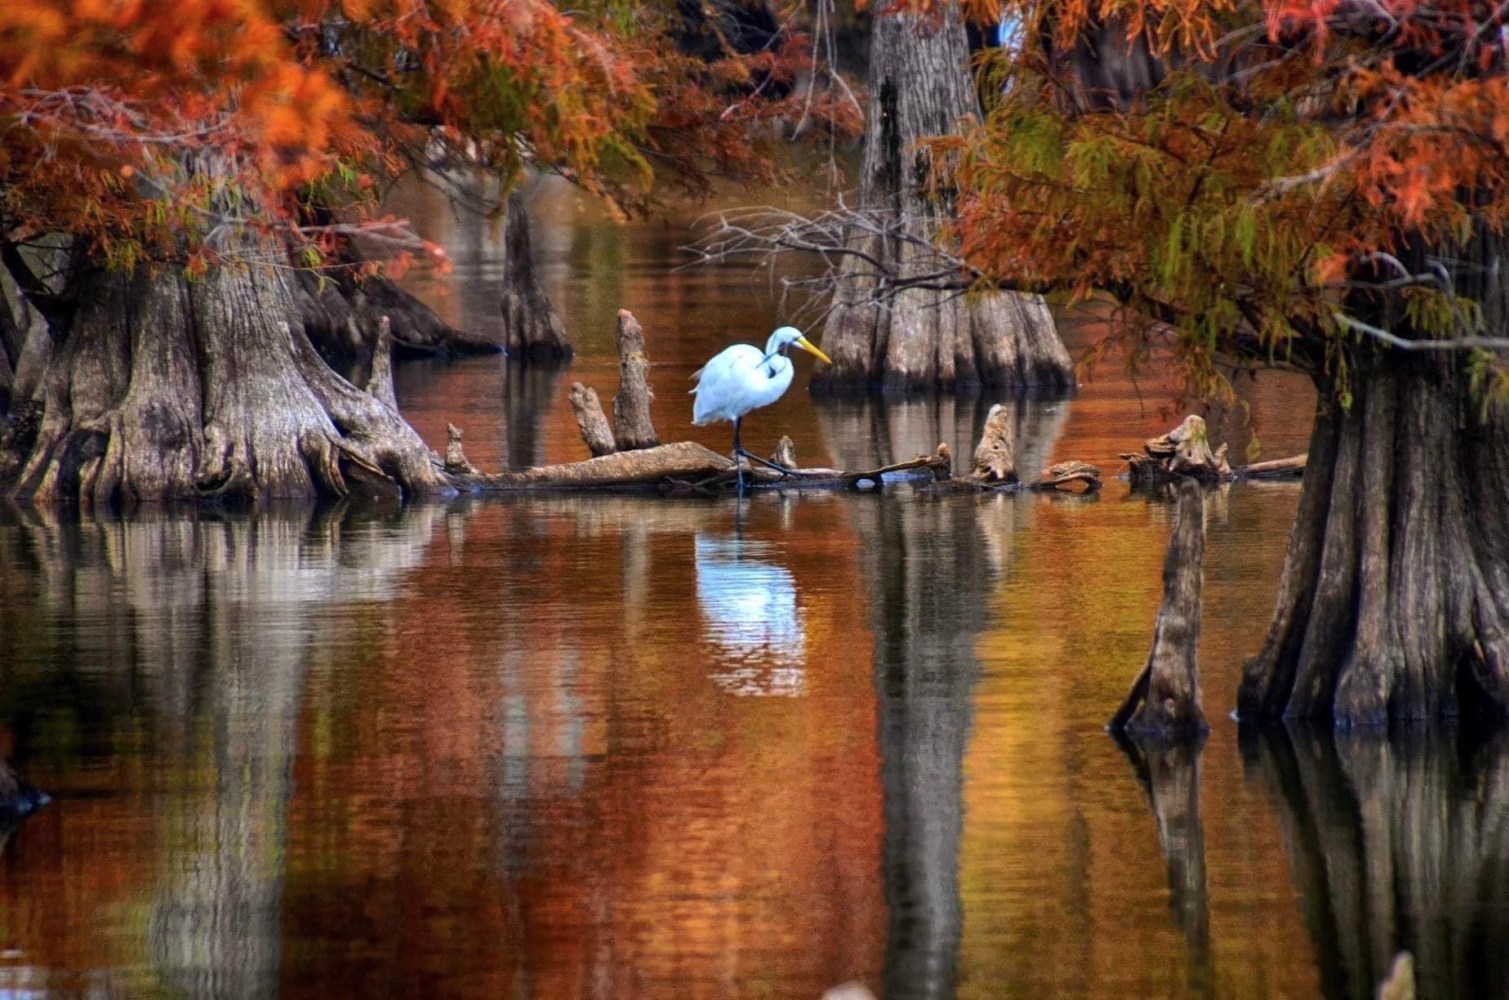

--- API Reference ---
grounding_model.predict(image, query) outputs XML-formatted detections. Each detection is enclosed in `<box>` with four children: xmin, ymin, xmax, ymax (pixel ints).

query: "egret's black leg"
<box><xmin>740</xmin><ymin>452</ymin><xmax>797</xmax><ymax>476</ymax></box>
<box><xmin>731</xmin><ymin>418</ymin><xmax>745</xmax><ymax>492</ymax></box>
<box><xmin>729</xmin><ymin>418</ymin><xmax>795</xmax><ymax>483</ymax></box>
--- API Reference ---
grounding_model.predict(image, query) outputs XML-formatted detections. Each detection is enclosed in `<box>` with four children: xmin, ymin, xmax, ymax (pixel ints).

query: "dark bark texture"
<box><xmin>499</xmin><ymin>192</ymin><xmax>572</xmax><ymax>361</ymax></box>
<box><xmin>1238</xmin><ymin>336</ymin><xmax>1509</xmax><ymax>725</ymax></box>
<box><xmin>1112</xmin><ymin>477</ymin><xmax>1209</xmax><ymax>737</ymax></box>
<box><xmin>813</xmin><ymin>2</ymin><xmax>1071</xmax><ymax>394</ymax></box>
<box><xmin>1224</xmin><ymin>173</ymin><xmax>1509</xmax><ymax>727</ymax></box>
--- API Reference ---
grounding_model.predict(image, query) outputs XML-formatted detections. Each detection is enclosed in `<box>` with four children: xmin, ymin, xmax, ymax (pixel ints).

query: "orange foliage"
<box><xmin>0</xmin><ymin>0</ymin><xmax>852</xmax><ymax>267</ymax></box>
<box><xmin>921</xmin><ymin>0</ymin><xmax>1509</xmax><ymax>394</ymax></box>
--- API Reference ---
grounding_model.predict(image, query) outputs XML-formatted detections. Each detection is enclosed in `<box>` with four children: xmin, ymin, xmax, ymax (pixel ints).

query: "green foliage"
<box><xmin>941</xmin><ymin>1</ymin><xmax>1509</xmax><ymax>403</ymax></box>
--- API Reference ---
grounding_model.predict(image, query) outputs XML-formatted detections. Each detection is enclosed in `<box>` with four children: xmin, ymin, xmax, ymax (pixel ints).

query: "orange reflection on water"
<box><xmin>280</xmin><ymin>496</ymin><xmax>886</xmax><ymax>998</ymax></box>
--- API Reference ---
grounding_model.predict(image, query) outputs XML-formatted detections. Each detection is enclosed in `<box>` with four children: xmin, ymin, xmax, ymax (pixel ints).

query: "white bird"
<box><xmin>691</xmin><ymin>326</ymin><xmax>832</xmax><ymax>488</ymax></box>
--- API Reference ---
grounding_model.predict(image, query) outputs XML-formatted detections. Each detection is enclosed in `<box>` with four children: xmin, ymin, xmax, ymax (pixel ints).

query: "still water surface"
<box><xmin>2</xmin><ymin>183</ymin><xmax>1507</xmax><ymax>998</ymax></box>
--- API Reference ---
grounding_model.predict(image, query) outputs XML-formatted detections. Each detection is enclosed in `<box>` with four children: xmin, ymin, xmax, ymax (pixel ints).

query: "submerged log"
<box><xmin>611</xmin><ymin>310</ymin><xmax>659</xmax><ymax>451</ymax></box>
<box><xmin>1110</xmin><ymin>477</ymin><xmax>1209</xmax><ymax>737</ymax></box>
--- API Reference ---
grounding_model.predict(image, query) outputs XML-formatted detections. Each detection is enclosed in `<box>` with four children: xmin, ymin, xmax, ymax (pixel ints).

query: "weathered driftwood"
<box><xmin>1126</xmin><ymin>414</ymin><xmax>1307</xmax><ymax>486</ymax></box>
<box><xmin>568</xmin><ymin>381</ymin><xmax>616</xmax><ymax>457</ymax></box>
<box><xmin>1110</xmin><ymin>476</ymin><xmax>1209</xmax><ymax>737</ymax></box>
<box><xmin>454</xmin><ymin>441</ymin><xmax>733</xmax><ymax>490</ymax></box>
<box><xmin>1124</xmin><ymin>415</ymin><xmax>1230</xmax><ymax>486</ymax></box>
<box><xmin>1037</xmin><ymin>460</ymin><xmax>1102</xmax><ymax>492</ymax></box>
<box><xmin>970</xmin><ymin>402</ymin><xmax>1017</xmax><ymax>483</ymax></box>
<box><xmin>770</xmin><ymin>435</ymin><xmax>797</xmax><ymax>470</ymax></box>
<box><xmin>444</xmin><ymin>423</ymin><xmax>481</xmax><ymax>475</ymax></box>
<box><xmin>499</xmin><ymin>191</ymin><xmax>572</xmax><ymax>361</ymax></box>
<box><xmin>611</xmin><ymin>309</ymin><xmax>659</xmax><ymax>450</ymax></box>
<box><xmin>1233</xmin><ymin>453</ymin><xmax>1307</xmax><ymax>479</ymax></box>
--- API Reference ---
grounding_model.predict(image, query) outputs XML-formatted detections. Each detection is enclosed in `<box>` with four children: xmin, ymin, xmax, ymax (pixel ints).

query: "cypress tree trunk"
<box><xmin>812</xmin><ymin>1</ymin><xmax>1071</xmax><ymax>394</ymax></box>
<box><xmin>1238</xmin><ymin>353</ymin><xmax>1509</xmax><ymax>725</ymax></box>
<box><xmin>1239</xmin><ymin>227</ymin><xmax>1509</xmax><ymax>726</ymax></box>
<box><xmin>3</xmin><ymin>240</ymin><xmax>448</xmax><ymax>503</ymax></box>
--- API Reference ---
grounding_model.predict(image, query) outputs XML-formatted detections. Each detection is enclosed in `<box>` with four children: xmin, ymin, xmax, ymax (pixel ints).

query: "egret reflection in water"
<box><xmin>694</xmin><ymin>532</ymin><xmax>806</xmax><ymax>696</ymax></box>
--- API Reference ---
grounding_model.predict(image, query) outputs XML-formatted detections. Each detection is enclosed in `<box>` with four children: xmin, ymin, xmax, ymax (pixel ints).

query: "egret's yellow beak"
<box><xmin>796</xmin><ymin>336</ymin><xmax>832</xmax><ymax>366</ymax></box>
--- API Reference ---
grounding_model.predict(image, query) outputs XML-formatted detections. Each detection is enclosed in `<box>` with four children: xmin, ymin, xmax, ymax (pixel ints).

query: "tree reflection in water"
<box><xmin>834</xmin><ymin>392</ymin><xmax>1069</xmax><ymax>1000</ymax></box>
<box><xmin>0</xmin><ymin>502</ymin><xmax>447</xmax><ymax>997</ymax></box>
<box><xmin>1114</xmin><ymin>733</ymin><xmax>1214</xmax><ymax>994</ymax></box>
<box><xmin>1242</xmin><ymin>725</ymin><xmax>1509</xmax><ymax>1000</ymax></box>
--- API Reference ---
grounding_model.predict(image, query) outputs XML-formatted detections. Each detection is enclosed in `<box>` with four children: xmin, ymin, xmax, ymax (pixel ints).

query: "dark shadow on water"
<box><xmin>1240</xmin><ymin>723</ymin><xmax>1509</xmax><ymax>1000</ymax></box>
<box><xmin>500</xmin><ymin>357</ymin><xmax>568</xmax><ymax>470</ymax></box>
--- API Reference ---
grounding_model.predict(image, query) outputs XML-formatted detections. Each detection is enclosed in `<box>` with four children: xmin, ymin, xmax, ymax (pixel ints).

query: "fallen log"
<box><xmin>453</xmin><ymin>441</ymin><xmax>735</xmax><ymax>491</ymax></box>
<box><xmin>1232</xmin><ymin>453</ymin><xmax>1307</xmax><ymax>479</ymax></box>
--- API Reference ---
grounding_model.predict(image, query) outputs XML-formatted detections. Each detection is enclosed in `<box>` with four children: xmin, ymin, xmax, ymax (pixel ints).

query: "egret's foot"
<box><xmin>735</xmin><ymin>448</ymin><xmax>796</xmax><ymax>478</ymax></box>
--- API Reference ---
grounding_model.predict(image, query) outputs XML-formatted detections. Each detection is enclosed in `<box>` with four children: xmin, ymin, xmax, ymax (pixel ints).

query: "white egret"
<box><xmin>691</xmin><ymin>326</ymin><xmax>832</xmax><ymax>488</ymax></box>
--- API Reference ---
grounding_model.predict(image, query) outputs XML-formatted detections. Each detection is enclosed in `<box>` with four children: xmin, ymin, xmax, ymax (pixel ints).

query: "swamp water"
<box><xmin>1</xmin><ymin>184</ymin><xmax>1507</xmax><ymax>998</ymax></box>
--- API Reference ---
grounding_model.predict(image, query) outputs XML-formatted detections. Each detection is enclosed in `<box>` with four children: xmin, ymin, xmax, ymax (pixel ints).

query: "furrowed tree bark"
<box><xmin>812</xmin><ymin>1</ymin><xmax>1071</xmax><ymax>394</ymax></box>
<box><xmin>499</xmin><ymin>191</ymin><xmax>572</xmax><ymax>361</ymax></box>
<box><xmin>3</xmin><ymin>237</ymin><xmax>450</xmax><ymax>504</ymax></box>
<box><xmin>612</xmin><ymin>309</ymin><xmax>659</xmax><ymax>450</ymax></box>
<box><xmin>1112</xmin><ymin>477</ymin><xmax>1209</xmax><ymax>737</ymax></box>
<box><xmin>1238</xmin><ymin>346</ymin><xmax>1509</xmax><ymax>726</ymax></box>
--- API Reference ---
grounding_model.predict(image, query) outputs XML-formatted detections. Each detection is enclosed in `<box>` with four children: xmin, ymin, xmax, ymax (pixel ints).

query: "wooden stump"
<box><xmin>970</xmin><ymin>403</ymin><xmax>1017</xmax><ymax>483</ymax></box>
<box><xmin>444</xmin><ymin>423</ymin><xmax>481</xmax><ymax>475</ymax></box>
<box><xmin>612</xmin><ymin>309</ymin><xmax>659</xmax><ymax>450</ymax></box>
<box><xmin>1110</xmin><ymin>476</ymin><xmax>1209</xmax><ymax>737</ymax></box>
<box><xmin>568</xmin><ymin>382</ymin><xmax>616</xmax><ymax>457</ymax></box>
<box><xmin>1124</xmin><ymin>415</ymin><xmax>1231</xmax><ymax>486</ymax></box>
<box><xmin>365</xmin><ymin>316</ymin><xmax>398</xmax><ymax>411</ymax></box>
<box><xmin>499</xmin><ymin>191</ymin><xmax>572</xmax><ymax>361</ymax></box>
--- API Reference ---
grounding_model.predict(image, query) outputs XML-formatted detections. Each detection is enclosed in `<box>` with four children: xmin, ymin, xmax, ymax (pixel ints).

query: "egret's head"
<box><xmin>768</xmin><ymin>326</ymin><xmax>833</xmax><ymax>365</ymax></box>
